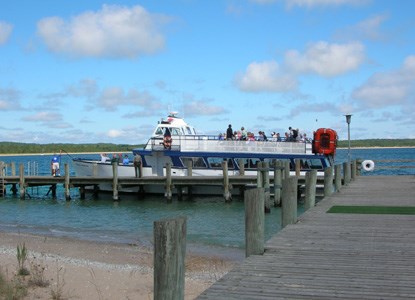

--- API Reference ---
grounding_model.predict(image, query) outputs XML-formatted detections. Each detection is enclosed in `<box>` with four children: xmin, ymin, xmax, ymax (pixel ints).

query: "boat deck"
<box><xmin>197</xmin><ymin>175</ymin><xmax>415</xmax><ymax>299</ymax></box>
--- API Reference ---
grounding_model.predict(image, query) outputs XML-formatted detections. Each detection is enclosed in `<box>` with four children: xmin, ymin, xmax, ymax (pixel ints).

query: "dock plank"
<box><xmin>197</xmin><ymin>176</ymin><xmax>415</xmax><ymax>299</ymax></box>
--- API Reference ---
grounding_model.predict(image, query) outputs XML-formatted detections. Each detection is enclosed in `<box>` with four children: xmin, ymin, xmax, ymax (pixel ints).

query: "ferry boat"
<box><xmin>72</xmin><ymin>112</ymin><xmax>338</xmax><ymax>195</ymax></box>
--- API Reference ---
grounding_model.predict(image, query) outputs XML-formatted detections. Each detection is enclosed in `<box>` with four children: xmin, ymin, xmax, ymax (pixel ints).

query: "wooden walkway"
<box><xmin>197</xmin><ymin>175</ymin><xmax>415</xmax><ymax>299</ymax></box>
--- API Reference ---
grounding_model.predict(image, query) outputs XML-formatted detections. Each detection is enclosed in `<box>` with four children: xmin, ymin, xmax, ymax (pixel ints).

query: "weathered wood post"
<box><xmin>79</xmin><ymin>186</ymin><xmax>86</xmax><ymax>200</ymax></box>
<box><xmin>11</xmin><ymin>162</ymin><xmax>16</xmax><ymax>176</ymax></box>
<box><xmin>334</xmin><ymin>164</ymin><xmax>342</xmax><ymax>192</ymax></box>
<box><xmin>245</xmin><ymin>188</ymin><xmax>265</xmax><ymax>257</ymax></box>
<box><xmin>256</xmin><ymin>161</ymin><xmax>263</xmax><ymax>188</ymax></box>
<box><xmin>281</xmin><ymin>177</ymin><xmax>298</xmax><ymax>228</ymax></box>
<box><xmin>93</xmin><ymin>163</ymin><xmax>98</xmax><ymax>177</ymax></box>
<box><xmin>273</xmin><ymin>160</ymin><xmax>282</xmax><ymax>207</ymax></box>
<box><xmin>112</xmin><ymin>161</ymin><xmax>119</xmax><ymax>201</ymax></box>
<box><xmin>186</xmin><ymin>160</ymin><xmax>193</xmax><ymax>199</ymax></box>
<box><xmin>19</xmin><ymin>163</ymin><xmax>25</xmax><ymax>200</ymax></box>
<box><xmin>304</xmin><ymin>170</ymin><xmax>317</xmax><ymax>210</ymax></box>
<box><xmin>295</xmin><ymin>159</ymin><xmax>301</xmax><ymax>177</ymax></box>
<box><xmin>284</xmin><ymin>160</ymin><xmax>290</xmax><ymax>179</ymax></box>
<box><xmin>238</xmin><ymin>158</ymin><xmax>245</xmax><ymax>176</ymax></box>
<box><xmin>262</xmin><ymin>161</ymin><xmax>271</xmax><ymax>213</ymax></box>
<box><xmin>343</xmin><ymin>162</ymin><xmax>351</xmax><ymax>186</ymax></box>
<box><xmin>351</xmin><ymin>160</ymin><xmax>357</xmax><ymax>180</ymax></box>
<box><xmin>324</xmin><ymin>166</ymin><xmax>334</xmax><ymax>197</ymax></box>
<box><xmin>0</xmin><ymin>161</ymin><xmax>4</xmax><ymax>197</ymax></box>
<box><xmin>154</xmin><ymin>216</ymin><xmax>187</xmax><ymax>300</ymax></box>
<box><xmin>165</xmin><ymin>163</ymin><xmax>172</xmax><ymax>202</ymax></box>
<box><xmin>222</xmin><ymin>161</ymin><xmax>231</xmax><ymax>202</ymax></box>
<box><xmin>64</xmin><ymin>163</ymin><xmax>71</xmax><ymax>201</ymax></box>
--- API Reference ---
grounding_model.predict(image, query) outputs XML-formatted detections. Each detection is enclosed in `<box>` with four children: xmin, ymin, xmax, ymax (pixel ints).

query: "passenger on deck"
<box><xmin>122</xmin><ymin>155</ymin><xmax>130</xmax><ymax>165</ymax></box>
<box><xmin>163</xmin><ymin>128</ymin><xmax>172</xmax><ymax>149</ymax></box>
<box><xmin>100</xmin><ymin>153</ymin><xmax>110</xmax><ymax>163</ymax></box>
<box><xmin>241</xmin><ymin>127</ymin><xmax>247</xmax><ymax>140</ymax></box>
<box><xmin>226</xmin><ymin>124</ymin><xmax>234</xmax><ymax>140</ymax></box>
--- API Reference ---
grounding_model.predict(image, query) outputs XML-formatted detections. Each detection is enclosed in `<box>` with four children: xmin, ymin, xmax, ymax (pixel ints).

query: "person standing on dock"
<box><xmin>51</xmin><ymin>154</ymin><xmax>60</xmax><ymax>176</ymax></box>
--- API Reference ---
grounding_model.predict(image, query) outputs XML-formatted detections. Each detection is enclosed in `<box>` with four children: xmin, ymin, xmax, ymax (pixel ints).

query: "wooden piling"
<box><xmin>165</xmin><ymin>163</ymin><xmax>172</xmax><ymax>202</ymax></box>
<box><xmin>262</xmin><ymin>162</ymin><xmax>271</xmax><ymax>213</ymax></box>
<box><xmin>245</xmin><ymin>188</ymin><xmax>265</xmax><ymax>257</ymax></box>
<box><xmin>304</xmin><ymin>170</ymin><xmax>317</xmax><ymax>210</ymax></box>
<box><xmin>284</xmin><ymin>160</ymin><xmax>290</xmax><ymax>179</ymax></box>
<box><xmin>154</xmin><ymin>216</ymin><xmax>186</xmax><ymax>300</ymax></box>
<box><xmin>295</xmin><ymin>159</ymin><xmax>301</xmax><ymax>177</ymax></box>
<box><xmin>64</xmin><ymin>163</ymin><xmax>71</xmax><ymax>201</ymax></box>
<box><xmin>273</xmin><ymin>161</ymin><xmax>282</xmax><ymax>207</ymax></box>
<box><xmin>334</xmin><ymin>164</ymin><xmax>342</xmax><ymax>192</ymax></box>
<box><xmin>11</xmin><ymin>162</ymin><xmax>16</xmax><ymax>176</ymax></box>
<box><xmin>324</xmin><ymin>166</ymin><xmax>334</xmax><ymax>197</ymax></box>
<box><xmin>281</xmin><ymin>177</ymin><xmax>298</xmax><ymax>228</ymax></box>
<box><xmin>222</xmin><ymin>161</ymin><xmax>231</xmax><ymax>202</ymax></box>
<box><xmin>343</xmin><ymin>162</ymin><xmax>351</xmax><ymax>186</ymax></box>
<box><xmin>238</xmin><ymin>158</ymin><xmax>245</xmax><ymax>176</ymax></box>
<box><xmin>19</xmin><ymin>163</ymin><xmax>25</xmax><ymax>200</ymax></box>
<box><xmin>351</xmin><ymin>160</ymin><xmax>357</xmax><ymax>180</ymax></box>
<box><xmin>112</xmin><ymin>162</ymin><xmax>119</xmax><ymax>201</ymax></box>
<box><xmin>186</xmin><ymin>160</ymin><xmax>193</xmax><ymax>198</ymax></box>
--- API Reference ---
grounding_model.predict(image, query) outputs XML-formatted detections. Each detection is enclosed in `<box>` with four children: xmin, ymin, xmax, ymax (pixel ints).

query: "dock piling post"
<box><xmin>245</xmin><ymin>188</ymin><xmax>265</xmax><ymax>257</ymax></box>
<box><xmin>19</xmin><ymin>163</ymin><xmax>25</xmax><ymax>200</ymax></box>
<box><xmin>263</xmin><ymin>162</ymin><xmax>271</xmax><ymax>213</ymax></box>
<box><xmin>334</xmin><ymin>164</ymin><xmax>342</xmax><ymax>192</ymax></box>
<box><xmin>238</xmin><ymin>158</ymin><xmax>245</xmax><ymax>176</ymax></box>
<box><xmin>186</xmin><ymin>160</ymin><xmax>193</xmax><ymax>199</ymax></box>
<box><xmin>351</xmin><ymin>160</ymin><xmax>357</xmax><ymax>180</ymax></box>
<box><xmin>324</xmin><ymin>166</ymin><xmax>334</xmax><ymax>197</ymax></box>
<box><xmin>64</xmin><ymin>163</ymin><xmax>71</xmax><ymax>201</ymax></box>
<box><xmin>295</xmin><ymin>159</ymin><xmax>301</xmax><ymax>177</ymax></box>
<box><xmin>154</xmin><ymin>216</ymin><xmax>186</xmax><ymax>300</ymax></box>
<box><xmin>281</xmin><ymin>177</ymin><xmax>298</xmax><ymax>228</ymax></box>
<box><xmin>273</xmin><ymin>160</ymin><xmax>282</xmax><ymax>206</ymax></box>
<box><xmin>112</xmin><ymin>162</ymin><xmax>119</xmax><ymax>201</ymax></box>
<box><xmin>222</xmin><ymin>161</ymin><xmax>231</xmax><ymax>202</ymax></box>
<box><xmin>165</xmin><ymin>163</ymin><xmax>172</xmax><ymax>202</ymax></box>
<box><xmin>304</xmin><ymin>169</ymin><xmax>317</xmax><ymax>210</ymax></box>
<box><xmin>343</xmin><ymin>162</ymin><xmax>351</xmax><ymax>186</ymax></box>
<box><xmin>11</xmin><ymin>162</ymin><xmax>16</xmax><ymax>176</ymax></box>
<box><xmin>284</xmin><ymin>160</ymin><xmax>290</xmax><ymax>179</ymax></box>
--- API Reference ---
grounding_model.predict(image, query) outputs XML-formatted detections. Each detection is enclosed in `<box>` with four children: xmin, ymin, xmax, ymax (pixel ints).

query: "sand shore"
<box><xmin>0</xmin><ymin>232</ymin><xmax>237</xmax><ymax>299</ymax></box>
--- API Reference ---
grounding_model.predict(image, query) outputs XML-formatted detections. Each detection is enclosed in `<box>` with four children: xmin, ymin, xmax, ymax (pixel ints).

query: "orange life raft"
<box><xmin>312</xmin><ymin>128</ymin><xmax>338</xmax><ymax>156</ymax></box>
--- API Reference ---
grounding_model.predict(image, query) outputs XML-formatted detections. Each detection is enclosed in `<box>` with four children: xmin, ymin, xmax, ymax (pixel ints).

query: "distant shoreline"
<box><xmin>0</xmin><ymin>146</ymin><xmax>414</xmax><ymax>157</ymax></box>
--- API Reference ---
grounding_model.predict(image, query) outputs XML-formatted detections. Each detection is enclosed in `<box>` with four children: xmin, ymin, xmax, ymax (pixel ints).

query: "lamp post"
<box><xmin>345</xmin><ymin>114</ymin><xmax>352</xmax><ymax>163</ymax></box>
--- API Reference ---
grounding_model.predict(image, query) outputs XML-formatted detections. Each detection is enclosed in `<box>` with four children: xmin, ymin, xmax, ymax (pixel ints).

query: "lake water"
<box><xmin>0</xmin><ymin>148</ymin><xmax>414</xmax><ymax>259</ymax></box>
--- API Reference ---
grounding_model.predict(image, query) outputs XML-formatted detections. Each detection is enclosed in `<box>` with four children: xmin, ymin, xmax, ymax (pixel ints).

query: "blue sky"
<box><xmin>0</xmin><ymin>0</ymin><xmax>414</xmax><ymax>145</ymax></box>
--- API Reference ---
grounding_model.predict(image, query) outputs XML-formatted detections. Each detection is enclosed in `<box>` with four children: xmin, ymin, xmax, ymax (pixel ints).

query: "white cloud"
<box><xmin>250</xmin><ymin>0</ymin><xmax>369</xmax><ymax>8</ymax></box>
<box><xmin>235</xmin><ymin>61</ymin><xmax>297</xmax><ymax>92</ymax></box>
<box><xmin>97</xmin><ymin>87</ymin><xmax>161</xmax><ymax>111</ymax></box>
<box><xmin>183</xmin><ymin>100</ymin><xmax>227</xmax><ymax>116</ymax></box>
<box><xmin>235</xmin><ymin>41</ymin><xmax>364</xmax><ymax>93</ymax></box>
<box><xmin>107</xmin><ymin>129</ymin><xmax>125</xmax><ymax>138</ymax></box>
<box><xmin>22</xmin><ymin>111</ymin><xmax>63</xmax><ymax>122</ymax></box>
<box><xmin>37</xmin><ymin>4</ymin><xmax>167</xmax><ymax>58</ymax></box>
<box><xmin>0</xmin><ymin>21</ymin><xmax>13</xmax><ymax>45</ymax></box>
<box><xmin>0</xmin><ymin>88</ymin><xmax>21</xmax><ymax>110</ymax></box>
<box><xmin>335</xmin><ymin>14</ymin><xmax>389</xmax><ymax>42</ymax></box>
<box><xmin>352</xmin><ymin>55</ymin><xmax>415</xmax><ymax>108</ymax></box>
<box><xmin>285</xmin><ymin>41</ymin><xmax>365</xmax><ymax>77</ymax></box>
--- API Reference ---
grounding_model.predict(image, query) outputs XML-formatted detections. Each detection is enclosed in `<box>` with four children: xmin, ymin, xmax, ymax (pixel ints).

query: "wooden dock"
<box><xmin>197</xmin><ymin>175</ymin><xmax>415</xmax><ymax>299</ymax></box>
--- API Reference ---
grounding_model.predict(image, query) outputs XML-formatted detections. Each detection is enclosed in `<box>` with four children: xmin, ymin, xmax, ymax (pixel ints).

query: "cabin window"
<box><xmin>155</xmin><ymin>127</ymin><xmax>164</xmax><ymax>135</ymax></box>
<box><xmin>305</xmin><ymin>159</ymin><xmax>324</xmax><ymax>170</ymax></box>
<box><xmin>170</xmin><ymin>128</ymin><xmax>182</xmax><ymax>135</ymax></box>
<box><xmin>207</xmin><ymin>157</ymin><xmax>234</xmax><ymax>169</ymax></box>
<box><xmin>235</xmin><ymin>158</ymin><xmax>260</xmax><ymax>169</ymax></box>
<box><xmin>185</xmin><ymin>126</ymin><xmax>193</xmax><ymax>135</ymax></box>
<box><xmin>180</xmin><ymin>157</ymin><xmax>207</xmax><ymax>168</ymax></box>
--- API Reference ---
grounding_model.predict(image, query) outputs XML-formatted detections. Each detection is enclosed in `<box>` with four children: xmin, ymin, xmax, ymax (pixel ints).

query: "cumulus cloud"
<box><xmin>335</xmin><ymin>14</ymin><xmax>389</xmax><ymax>42</ymax></box>
<box><xmin>183</xmin><ymin>99</ymin><xmax>227</xmax><ymax>116</ymax></box>
<box><xmin>235</xmin><ymin>41</ymin><xmax>364</xmax><ymax>93</ymax></box>
<box><xmin>22</xmin><ymin>111</ymin><xmax>63</xmax><ymax>122</ymax></box>
<box><xmin>285</xmin><ymin>41</ymin><xmax>365</xmax><ymax>77</ymax></box>
<box><xmin>250</xmin><ymin>0</ymin><xmax>369</xmax><ymax>8</ymax></box>
<box><xmin>0</xmin><ymin>88</ymin><xmax>21</xmax><ymax>110</ymax></box>
<box><xmin>235</xmin><ymin>61</ymin><xmax>297</xmax><ymax>92</ymax></box>
<box><xmin>107</xmin><ymin>129</ymin><xmax>125</xmax><ymax>138</ymax></box>
<box><xmin>37</xmin><ymin>4</ymin><xmax>168</xmax><ymax>58</ymax></box>
<box><xmin>0</xmin><ymin>21</ymin><xmax>13</xmax><ymax>45</ymax></box>
<box><xmin>352</xmin><ymin>55</ymin><xmax>415</xmax><ymax>108</ymax></box>
<box><xmin>97</xmin><ymin>87</ymin><xmax>162</xmax><ymax>111</ymax></box>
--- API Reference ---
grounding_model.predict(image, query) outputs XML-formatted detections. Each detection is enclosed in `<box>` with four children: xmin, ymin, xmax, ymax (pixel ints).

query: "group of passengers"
<box><xmin>220</xmin><ymin>125</ymin><xmax>310</xmax><ymax>143</ymax></box>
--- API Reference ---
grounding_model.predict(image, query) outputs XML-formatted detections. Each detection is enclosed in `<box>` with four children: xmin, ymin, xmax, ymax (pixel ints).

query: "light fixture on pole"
<box><xmin>345</xmin><ymin>114</ymin><xmax>352</xmax><ymax>163</ymax></box>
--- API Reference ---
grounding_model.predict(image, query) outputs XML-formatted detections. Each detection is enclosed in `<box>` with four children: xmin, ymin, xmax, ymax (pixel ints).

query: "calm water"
<box><xmin>0</xmin><ymin>148</ymin><xmax>414</xmax><ymax>258</ymax></box>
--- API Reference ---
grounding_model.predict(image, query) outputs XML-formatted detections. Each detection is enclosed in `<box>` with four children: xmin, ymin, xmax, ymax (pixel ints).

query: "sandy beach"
<box><xmin>0</xmin><ymin>232</ymin><xmax>237</xmax><ymax>299</ymax></box>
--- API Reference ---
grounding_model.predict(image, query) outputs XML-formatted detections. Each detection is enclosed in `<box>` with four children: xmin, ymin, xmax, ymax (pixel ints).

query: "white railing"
<box><xmin>147</xmin><ymin>136</ymin><xmax>309</xmax><ymax>154</ymax></box>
